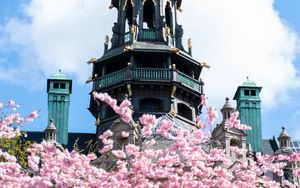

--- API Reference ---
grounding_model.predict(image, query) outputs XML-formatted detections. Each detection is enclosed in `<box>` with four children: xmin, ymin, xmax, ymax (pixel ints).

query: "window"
<box><xmin>140</xmin><ymin>98</ymin><xmax>163</xmax><ymax>111</ymax></box>
<box><xmin>53</xmin><ymin>83</ymin><xmax>59</xmax><ymax>89</ymax></box>
<box><xmin>143</xmin><ymin>0</ymin><xmax>155</xmax><ymax>29</ymax></box>
<box><xmin>177</xmin><ymin>103</ymin><xmax>193</xmax><ymax>121</ymax></box>
<box><xmin>244</xmin><ymin>90</ymin><xmax>249</xmax><ymax>96</ymax></box>
<box><xmin>165</xmin><ymin>1</ymin><xmax>172</xmax><ymax>28</ymax></box>
<box><xmin>60</xmin><ymin>83</ymin><xmax>66</xmax><ymax>89</ymax></box>
<box><xmin>251</xmin><ymin>90</ymin><xmax>256</xmax><ymax>96</ymax></box>
<box><xmin>125</xmin><ymin>0</ymin><xmax>133</xmax><ymax>26</ymax></box>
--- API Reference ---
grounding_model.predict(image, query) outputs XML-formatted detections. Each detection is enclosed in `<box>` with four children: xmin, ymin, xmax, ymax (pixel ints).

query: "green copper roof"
<box><xmin>242</xmin><ymin>77</ymin><xmax>256</xmax><ymax>87</ymax></box>
<box><xmin>50</xmin><ymin>70</ymin><xmax>69</xmax><ymax>80</ymax></box>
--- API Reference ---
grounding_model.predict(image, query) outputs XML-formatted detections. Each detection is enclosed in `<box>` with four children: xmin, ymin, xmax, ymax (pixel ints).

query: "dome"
<box><xmin>278</xmin><ymin>127</ymin><xmax>290</xmax><ymax>139</ymax></box>
<box><xmin>242</xmin><ymin>77</ymin><xmax>257</xmax><ymax>87</ymax></box>
<box><xmin>221</xmin><ymin>98</ymin><xmax>235</xmax><ymax>112</ymax></box>
<box><xmin>50</xmin><ymin>70</ymin><xmax>69</xmax><ymax>80</ymax></box>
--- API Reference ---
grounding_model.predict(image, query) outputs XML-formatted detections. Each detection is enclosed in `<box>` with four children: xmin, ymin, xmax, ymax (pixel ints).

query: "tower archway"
<box><xmin>143</xmin><ymin>0</ymin><xmax>156</xmax><ymax>29</ymax></box>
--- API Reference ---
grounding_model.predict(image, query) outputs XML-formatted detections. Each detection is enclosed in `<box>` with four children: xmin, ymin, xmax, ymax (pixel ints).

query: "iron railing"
<box><xmin>94</xmin><ymin>67</ymin><xmax>203</xmax><ymax>93</ymax></box>
<box><xmin>139</xmin><ymin>29</ymin><xmax>157</xmax><ymax>40</ymax></box>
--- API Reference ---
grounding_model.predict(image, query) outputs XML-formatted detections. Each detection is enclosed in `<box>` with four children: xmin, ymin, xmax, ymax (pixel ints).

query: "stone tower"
<box><xmin>47</xmin><ymin>70</ymin><xmax>72</xmax><ymax>145</ymax></box>
<box><xmin>211</xmin><ymin>98</ymin><xmax>247</xmax><ymax>162</ymax></box>
<box><xmin>88</xmin><ymin>0</ymin><xmax>205</xmax><ymax>136</ymax></box>
<box><xmin>233</xmin><ymin>77</ymin><xmax>262</xmax><ymax>153</ymax></box>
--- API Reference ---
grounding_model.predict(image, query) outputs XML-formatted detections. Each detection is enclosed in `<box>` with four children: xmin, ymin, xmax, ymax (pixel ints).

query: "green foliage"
<box><xmin>72</xmin><ymin>138</ymin><xmax>99</xmax><ymax>154</ymax></box>
<box><xmin>0</xmin><ymin>132</ymin><xmax>32</xmax><ymax>168</ymax></box>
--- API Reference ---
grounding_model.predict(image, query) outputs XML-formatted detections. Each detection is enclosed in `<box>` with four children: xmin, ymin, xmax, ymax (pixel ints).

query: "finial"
<box><xmin>225</xmin><ymin>97</ymin><xmax>229</xmax><ymax>102</ymax></box>
<box><xmin>104</xmin><ymin>35</ymin><xmax>110</xmax><ymax>45</ymax></box>
<box><xmin>282</xmin><ymin>127</ymin><xmax>285</xmax><ymax>131</ymax></box>
<box><xmin>187</xmin><ymin>38</ymin><xmax>192</xmax><ymax>48</ymax></box>
<box><xmin>59</xmin><ymin>69</ymin><xmax>62</xmax><ymax>73</ymax></box>
<box><xmin>50</xmin><ymin>119</ymin><xmax>54</xmax><ymax>123</ymax></box>
<box><xmin>201</xmin><ymin>62</ymin><xmax>211</xmax><ymax>69</ymax></box>
<box><xmin>247</xmin><ymin>76</ymin><xmax>249</xmax><ymax>81</ymax></box>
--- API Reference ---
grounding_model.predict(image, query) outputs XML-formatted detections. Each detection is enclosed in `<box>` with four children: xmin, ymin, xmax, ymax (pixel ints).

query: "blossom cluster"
<box><xmin>0</xmin><ymin>100</ymin><xmax>38</xmax><ymax>139</ymax></box>
<box><xmin>0</xmin><ymin>96</ymin><xmax>300</xmax><ymax>187</ymax></box>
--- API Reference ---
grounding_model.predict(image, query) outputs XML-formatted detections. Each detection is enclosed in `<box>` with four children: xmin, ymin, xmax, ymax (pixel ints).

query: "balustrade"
<box><xmin>139</xmin><ymin>29</ymin><xmax>157</xmax><ymax>40</ymax></box>
<box><xmin>94</xmin><ymin>67</ymin><xmax>202</xmax><ymax>93</ymax></box>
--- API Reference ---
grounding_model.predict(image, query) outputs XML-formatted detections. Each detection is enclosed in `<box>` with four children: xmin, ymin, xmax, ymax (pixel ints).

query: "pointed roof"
<box><xmin>278</xmin><ymin>127</ymin><xmax>290</xmax><ymax>140</ymax></box>
<box><xmin>45</xmin><ymin>119</ymin><xmax>57</xmax><ymax>131</ymax></box>
<box><xmin>221</xmin><ymin>98</ymin><xmax>235</xmax><ymax>112</ymax></box>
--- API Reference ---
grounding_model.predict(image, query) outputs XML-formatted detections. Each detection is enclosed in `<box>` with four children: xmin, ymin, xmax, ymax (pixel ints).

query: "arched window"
<box><xmin>140</xmin><ymin>98</ymin><xmax>163</xmax><ymax>111</ymax></box>
<box><xmin>165</xmin><ymin>1</ymin><xmax>172</xmax><ymax>28</ymax></box>
<box><xmin>125</xmin><ymin>0</ymin><xmax>133</xmax><ymax>27</ymax></box>
<box><xmin>177</xmin><ymin>103</ymin><xmax>193</xmax><ymax>121</ymax></box>
<box><xmin>143</xmin><ymin>0</ymin><xmax>155</xmax><ymax>29</ymax></box>
<box><xmin>230</xmin><ymin>139</ymin><xmax>240</xmax><ymax>147</ymax></box>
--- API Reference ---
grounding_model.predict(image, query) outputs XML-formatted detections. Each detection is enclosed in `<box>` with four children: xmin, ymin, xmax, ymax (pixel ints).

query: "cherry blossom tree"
<box><xmin>0</xmin><ymin>95</ymin><xmax>299</xmax><ymax>187</ymax></box>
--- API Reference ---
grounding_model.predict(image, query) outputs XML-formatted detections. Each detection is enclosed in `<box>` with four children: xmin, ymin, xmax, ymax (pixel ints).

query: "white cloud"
<box><xmin>1</xmin><ymin>0</ymin><xmax>117</xmax><ymax>86</ymax></box>
<box><xmin>0</xmin><ymin>0</ymin><xmax>299</xmax><ymax>108</ymax></box>
<box><xmin>178</xmin><ymin>0</ymin><xmax>299</xmax><ymax>109</ymax></box>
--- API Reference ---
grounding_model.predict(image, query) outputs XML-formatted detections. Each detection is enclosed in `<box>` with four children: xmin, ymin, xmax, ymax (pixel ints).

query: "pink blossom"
<box><xmin>206</xmin><ymin>106</ymin><xmax>217</xmax><ymax>126</ymax></box>
<box><xmin>140</xmin><ymin>114</ymin><xmax>157</xmax><ymax>138</ymax></box>
<box><xmin>201</xmin><ymin>94</ymin><xmax>207</xmax><ymax>106</ymax></box>
<box><xmin>8</xmin><ymin>100</ymin><xmax>20</xmax><ymax>110</ymax></box>
<box><xmin>99</xmin><ymin>145</ymin><xmax>113</xmax><ymax>154</ymax></box>
<box><xmin>145</xmin><ymin>139</ymin><xmax>156</xmax><ymax>148</ymax></box>
<box><xmin>121</xmin><ymin>131</ymin><xmax>129</xmax><ymax>138</ymax></box>
<box><xmin>112</xmin><ymin>150</ymin><xmax>126</xmax><ymax>159</ymax></box>
<box><xmin>30</xmin><ymin>110</ymin><xmax>39</xmax><ymax>119</ymax></box>
<box><xmin>0</xmin><ymin>97</ymin><xmax>297</xmax><ymax>187</ymax></box>
<box><xmin>120</xmin><ymin>99</ymin><xmax>131</xmax><ymax>108</ymax></box>
<box><xmin>93</xmin><ymin>92</ymin><xmax>133</xmax><ymax>123</ymax></box>
<box><xmin>0</xmin><ymin>103</ymin><xmax>3</xmax><ymax>109</ymax></box>
<box><xmin>195</xmin><ymin>115</ymin><xmax>205</xmax><ymax>129</ymax></box>
<box><xmin>99</xmin><ymin>130</ymin><xmax>113</xmax><ymax>140</ymax></box>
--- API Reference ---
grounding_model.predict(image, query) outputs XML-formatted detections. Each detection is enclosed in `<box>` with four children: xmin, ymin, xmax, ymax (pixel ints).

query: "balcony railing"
<box><xmin>94</xmin><ymin>69</ymin><xmax>127</xmax><ymax>89</ymax></box>
<box><xmin>94</xmin><ymin>68</ymin><xmax>203</xmax><ymax>93</ymax></box>
<box><xmin>176</xmin><ymin>71</ymin><xmax>201</xmax><ymax>91</ymax></box>
<box><xmin>133</xmin><ymin>68</ymin><xmax>171</xmax><ymax>80</ymax></box>
<box><xmin>139</xmin><ymin>29</ymin><xmax>157</xmax><ymax>40</ymax></box>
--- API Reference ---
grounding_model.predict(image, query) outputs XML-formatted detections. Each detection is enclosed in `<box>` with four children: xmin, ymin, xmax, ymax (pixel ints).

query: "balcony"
<box><xmin>94</xmin><ymin>68</ymin><xmax>203</xmax><ymax>93</ymax></box>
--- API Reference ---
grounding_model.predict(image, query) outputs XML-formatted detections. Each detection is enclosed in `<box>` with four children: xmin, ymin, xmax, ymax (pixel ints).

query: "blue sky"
<box><xmin>0</xmin><ymin>0</ymin><xmax>299</xmax><ymax>139</ymax></box>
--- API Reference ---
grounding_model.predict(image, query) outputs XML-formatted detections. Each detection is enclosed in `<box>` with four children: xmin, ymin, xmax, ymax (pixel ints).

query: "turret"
<box><xmin>47</xmin><ymin>70</ymin><xmax>72</xmax><ymax>145</ymax></box>
<box><xmin>278</xmin><ymin>127</ymin><xmax>291</xmax><ymax>149</ymax></box>
<box><xmin>44</xmin><ymin>119</ymin><xmax>58</xmax><ymax>142</ymax></box>
<box><xmin>234</xmin><ymin>77</ymin><xmax>262</xmax><ymax>153</ymax></box>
